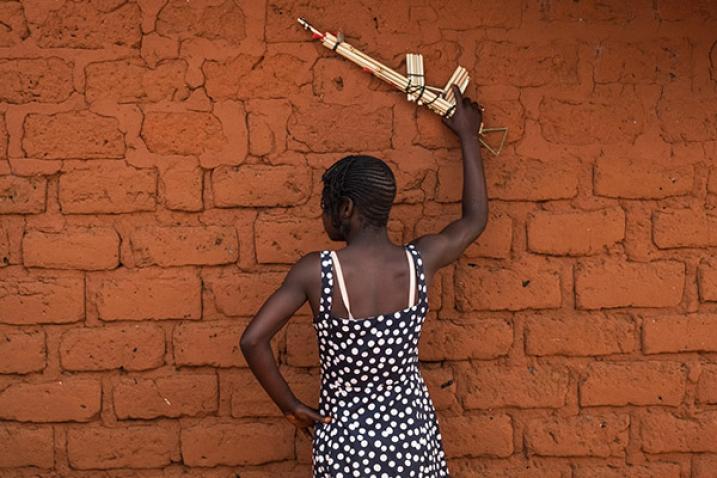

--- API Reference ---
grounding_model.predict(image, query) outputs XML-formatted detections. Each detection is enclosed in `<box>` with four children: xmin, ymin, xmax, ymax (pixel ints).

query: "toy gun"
<box><xmin>297</xmin><ymin>17</ymin><xmax>508</xmax><ymax>156</ymax></box>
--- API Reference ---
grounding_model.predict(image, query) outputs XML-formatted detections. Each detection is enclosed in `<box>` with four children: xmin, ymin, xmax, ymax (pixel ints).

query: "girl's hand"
<box><xmin>442</xmin><ymin>84</ymin><xmax>484</xmax><ymax>140</ymax></box>
<box><xmin>284</xmin><ymin>400</ymin><xmax>332</xmax><ymax>440</ymax></box>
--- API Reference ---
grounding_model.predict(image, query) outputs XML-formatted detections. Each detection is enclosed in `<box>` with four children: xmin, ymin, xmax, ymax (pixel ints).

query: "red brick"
<box><xmin>23</xmin><ymin>227</ymin><xmax>119</xmax><ymax>270</ymax></box>
<box><xmin>653</xmin><ymin>209</ymin><xmax>717</xmax><ymax>248</ymax></box>
<box><xmin>140</xmin><ymin>31</ymin><xmax>179</xmax><ymax>68</ymax></box>
<box><xmin>221</xmin><ymin>368</ymin><xmax>283</xmax><ymax>418</ymax></box>
<box><xmin>593</xmin><ymin>39</ymin><xmax>690</xmax><ymax>84</ymax></box>
<box><xmin>449</xmin><ymin>461</ymin><xmax>567</xmax><ymax>477</ymax></box>
<box><xmin>474</xmin><ymin>41</ymin><xmax>578</xmax><ymax>87</ymax></box>
<box><xmin>527</xmin><ymin>207</ymin><xmax>625</xmax><ymax>255</ymax></box>
<box><xmin>420</xmin><ymin>319</ymin><xmax>512</xmax><ymax>361</ymax></box>
<box><xmin>695</xmin><ymin>454</ymin><xmax>717</xmax><ymax>478</ymax></box>
<box><xmin>655</xmin><ymin>0</ymin><xmax>717</xmax><ymax>21</ymax></box>
<box><xmin>204</xmin><ymin>43</ymin><xmax>316</xmax><ymax>100</ymax></box>
<box><xmin>539</xmin><ymin>0</ymin><xmax>642</xmax><ymax>22</ymax></box>
<box><xmin>525</xmin><ymin>413</ymin><xmax>629</xmax><ymax>457</ymax></box>
<box><xmin>658</xmin><ymin>96</ymin><xmax>717</xmax><ymax>142</ymax></box>
<box><xmin>416</xmin><ymin>212</ymin><xmax>512</xmax><ymax>259</ymax></box>
<box><xmin>254</xmin><ymin>214</ymin><xmax>326</xmax><ymax>264</ymax></box>
<box><xmin>641</xmin><ymin>410</ymin><xmax>717</xmax><ymax>453</ymax></box>
<box><xmin>415</xmin><ymin>96</ymin><xmax>523</xmax><ymax>150</ymax></box>
<box><xmin>0</xmin><ymin>112</ymin><xmax>6</xmax><ymax>158</ymax></box>
<box><xmin>60</xmin><ymin>324</ymin><xmax>165</xmax><ymax>371</ymax></box>
<box><xmin>0</xmin><ymin>327</ymin><xmax>45</xmax><ymax>373</ymax></box>
<box><xmin>540</xmin><ymin>93</ymin><xmax>645</xmax><ymax>145</ymax></box>
<box><xmin>440</xmin><ymin>414</ymin><xmax>513</xmax><ymax>458</ymax></box>
<box><xmin>222</xmin><ymin>366</ymin><xmax>319</xmax><ymax>418</ymax></box>
<box><xmin>643</xmin><ymin>314</ymin><xmax>717</xmax><ymax>354</ymax></box>
<box><xmin>113</xmin><ymin>373</ymin><xmax>217</xmax><ymax>419</ymax></box>
<box><xmin>421</xmin><ymin>366</ymin><xmax>458</xmax><ymax>411</ymax></box>
<box><xmin>0</xmin><ymin>2</ymin><xmax>29</xmax><ymax>47</ymax></box>
<box><xmin>158</xmin><ymin>159</ymin><xmax>203</xmax><ymax>211</ymax></box>
<box><xmin>574</xmin><ymin>463</ymin><xmax>681</xmax><ymax>478</ymax></box>
<box><xmin>23</xmin><ymin>110</ymin><xmax>124</xmax><ymax>159</ymax></box>
<box><xmin>59</xmin><ymin>160</ymin><xmax>157</xmax><ymax>213</ymax></box>
<box><xmin>580</xmin><ymin>361</ymin><xmax>685</xmax><ymax>406</ymax></box>
<box><xmin>212</xmin><ymin>164</ymin><xmax>312</xmax><ymax>207</ymax></box>
<box><xmin>141</xmin><ymin>111</ymin><xmax>226</xmax><ymax>156</ymax></box>
<box><xmin>67</xmin><ymin>424</ymin><xmax>179</xmax><ymax>469</ymax></box>
<box><xmin>459</xmin><ymin>363</ymin><xmax>569</xmax><ymax>409</ymax></box>
<box><xmin>246</xmin><ymin>99</ymin><xmax>292</xmax><ymax>156</ymax></box>
<box><xmin>575</xmin><ymin>259</ymin><xmax>685</xmax><ymax>309</ymax></box>
<box><xmin>0</xmin><ymin>268</ymin><xmax>84</xmax><ymax>325</ymax></box>
<box><xmin>0</xmin><ymin>58</ymin><xmax>73</xmax><ymax>103</ymax></box>
<box><xmin>699</xmin><ymin>261</ymin><xmax>717</xmax><ymax>301</ymax></box>
<box><xmin>87</xmin><ymin>267</ymin><xmax>201</xmax><ymax>321</ymax></box>
<box><xmin>174</xmin><ymin>320</ymin><xmax>278</xmax><ymax>367</ymax></box>
<box><xmin>286</xmin><ymin>321</ymin><xmax>319</xmax><ymax>367</ymax></box>
<box><xmin>594</xmin><ymin>157</ymin><xmax>694</xmax><ymax>199</ymax></box>
<box><xmin>201</xmin><ymin>268</ymin><xmax>285</xmax><ymax>318</ymax></box>
<box><xmin>128</xmin><ymin>225</ymin><xmax>237</xmax><ymax>266</ymax></box>
<box><xmin>181</xmin><ymin>419</ymin><xmax>294</xmax><ymax>466</ymax></box>
<box><xmin>0</xmin><ymin>424</ymin><xmax>54</xmax><ymax>468</ymax></box>
<box><xmin>85</xmin><ymin>58</ymin><xmax>188</xmax><ymax>103</ymax></box>
<box><xmin>287</xmin><ymin>104</ymin><xmax>392</xmax><ymax>153</ymax></box>
<box><xmin>0</xmin><ymin>175</ymin><xmax>46</xmax><ymax>213</ymax></box>
<box><xmin>525</xmin><ymin>311</ymin><xmax>636</xmax><ymax>356</ymax></box>
<box><xmin>709</xmin><ymin>166</ymin><xmax>717</xmax><ymax>194</ymax></box>
<box><xmin>431</xmin><ymin>0</ymin><xmax>522</xmax><ymax>29</ymax></box>
<box><xmin>157</xmin><ymin>0</ymin><xmax>248</xmax><ymax>46</ymax></box>
<box><xmin>34</xmin><ymin>0</ymin><xmax>140</xmax><ymax>48</ymax></box>
<box><xmin>437</xmin><ymin>155</ymin><xmax>580</xmax><ymax>201</ymax></box>
<box><xmin>696</xmin><ymin>364</ymin><xmax>717</xmax><ymax>404</ymax></box>
<box><xmin>311</xmin><ymin>56</ymin><xmax>382</xmax><ymax>107</ymax></box>
<box><xmin>0</xmin><ymin>378</ymin><xmax>101</xmax><ymax>422</ymax></box>
<box><xmin>455</xmin><ymin>258</ymin><xmax>562</xmax><ymax>311</ymax></box>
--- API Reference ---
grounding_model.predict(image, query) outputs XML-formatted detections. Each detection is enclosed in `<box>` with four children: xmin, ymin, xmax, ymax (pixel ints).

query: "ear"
<box><xmin>340</xmin><ymin>196</ymin><xmax>354</xmax><ymax>216</ymax></box>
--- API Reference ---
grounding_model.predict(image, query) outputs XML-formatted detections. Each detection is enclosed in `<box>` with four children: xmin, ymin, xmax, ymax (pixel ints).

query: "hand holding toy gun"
<box><xmin>297</xmin><ymin>17</ymin><xmax>508</xmax><ymax>156</ymax></box>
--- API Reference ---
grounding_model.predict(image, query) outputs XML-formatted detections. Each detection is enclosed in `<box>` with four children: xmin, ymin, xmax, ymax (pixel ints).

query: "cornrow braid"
<box><xmin>321</xmin><ymin>155</ymin><xmax>397</xmax><ymax>231</ymax></box>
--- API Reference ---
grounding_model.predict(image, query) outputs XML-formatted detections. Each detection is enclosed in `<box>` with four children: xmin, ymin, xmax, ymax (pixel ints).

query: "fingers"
<box><xmin>306</xmin><ymin>407</ymin><xmax>333</xmax><ymax>424</ymax></box>
<box><xmin>451</xmin><ymin>83</ymin><xmax>463</xmax><ymax>103</ymax></box>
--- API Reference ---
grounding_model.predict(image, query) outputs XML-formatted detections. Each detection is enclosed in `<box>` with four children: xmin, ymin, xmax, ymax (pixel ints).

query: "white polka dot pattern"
<box><xmin>312</xmin><ymin>244</ymin><xmax>450</xmax><ymax>477</ymax></box>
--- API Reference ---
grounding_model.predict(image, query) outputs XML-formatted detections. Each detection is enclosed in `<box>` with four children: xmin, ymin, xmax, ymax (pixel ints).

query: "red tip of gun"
<box><xmin>311</xmin><ymin>32</ymin><xmax>324</xmax><ymax>40</ymax></box>
<box><xmin>362</xmin><ymin>67</ymin><xmax>372</xmax><ymax>73</ymax></box>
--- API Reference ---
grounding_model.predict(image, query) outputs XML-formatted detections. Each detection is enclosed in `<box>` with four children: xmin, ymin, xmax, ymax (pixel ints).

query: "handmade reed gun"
<box><xmin>297</xmin><ymin>17</ymin><xmax>508</xmax><ymax>156</ymax></box>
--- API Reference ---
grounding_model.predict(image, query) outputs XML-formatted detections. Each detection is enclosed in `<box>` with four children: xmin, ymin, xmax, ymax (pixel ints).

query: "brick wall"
<box><xmin>0</xmin><ymin>0</ymin><xmax>716</xmax><ymax>476</ymax></box>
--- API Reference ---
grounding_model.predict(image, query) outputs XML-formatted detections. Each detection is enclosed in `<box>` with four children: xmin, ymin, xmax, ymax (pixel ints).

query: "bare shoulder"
<box><xmin>407</xmin><ymin>234</ymin><xmax>449</xmax><ymax>288</ymax></box>
<box><xmin>286</xmin><ymin>250</ymin><xmax>324</xmax><ymax>289</ymax></box>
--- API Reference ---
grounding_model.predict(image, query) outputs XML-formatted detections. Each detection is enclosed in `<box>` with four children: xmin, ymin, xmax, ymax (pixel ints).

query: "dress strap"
<box><xmin>406</xmin><ymin>243</ymin><xmax>428</xmax><ymax>307</ymax></box>
<box><xmin>317</xmin><ymin>250</ymin><xmax>334</xmax><ymax>321</ymax></box>
<box><xmin>405</xmin><ymin>246</ymin><xmax>416</xmax><ymax>308</ymax></box>
<box><xmin>330</xmin><ymin>250</ymin><xmax>353</xmax><ymax>320</ymax></box>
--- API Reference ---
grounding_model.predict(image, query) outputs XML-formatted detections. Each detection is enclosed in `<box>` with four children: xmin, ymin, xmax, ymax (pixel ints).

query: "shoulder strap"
<box><xmin>318</xmin><ymin>250</ymin><xmax>334</xmax><ymax>320</ymax></box>
<box><xmin>406</xmin><ymin>243</ymin><xmax>428</xmax><ymax>307</ymax></box>
<box><xmin>405</xmin><ymin>246</ymin><xmax>416</xmax><ymax>308</ymax></box>
<box><xmin>330</xmin><ymin>250</ymin><xmax>353</xmax><ymax>320</ymax></box>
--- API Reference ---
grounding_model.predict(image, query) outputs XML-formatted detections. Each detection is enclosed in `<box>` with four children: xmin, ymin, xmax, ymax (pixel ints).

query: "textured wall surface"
<box><xmin>1</xmin><ymin>0</ymin><xmax>717</xmax><ymax>476</ymax></box>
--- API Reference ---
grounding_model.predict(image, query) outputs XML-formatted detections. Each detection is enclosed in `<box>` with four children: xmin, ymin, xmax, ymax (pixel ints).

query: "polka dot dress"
<box><xmin>312</xmin><ymin>243</ymin><xmax>450</xmax><ymax>477</ymax></box>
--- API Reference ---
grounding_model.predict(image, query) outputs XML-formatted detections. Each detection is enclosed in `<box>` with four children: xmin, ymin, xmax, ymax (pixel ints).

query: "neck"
<box><xmin>344</xmin><ymin>225</ymin><xmax>392</xmax><ymax>248</ymax></box>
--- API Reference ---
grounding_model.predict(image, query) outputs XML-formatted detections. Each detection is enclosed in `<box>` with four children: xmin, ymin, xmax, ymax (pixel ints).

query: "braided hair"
<box><xmin>321</xmin><ymin>155</ymin><xmax>397</xmax><ymax>232</ymax></box>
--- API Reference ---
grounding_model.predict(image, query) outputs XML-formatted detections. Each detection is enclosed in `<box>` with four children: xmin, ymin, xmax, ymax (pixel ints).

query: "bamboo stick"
<box><xmin>297</xmin><ymin>17</ymin><xmax>508</xmax><ymax>156</ymax></box>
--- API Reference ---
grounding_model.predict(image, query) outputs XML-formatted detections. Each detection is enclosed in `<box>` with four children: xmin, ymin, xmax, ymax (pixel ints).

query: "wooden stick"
<box><xmin>297</xmin><ymin>17</ymin><xmax>508</xmax><ymax>155</ymax></box>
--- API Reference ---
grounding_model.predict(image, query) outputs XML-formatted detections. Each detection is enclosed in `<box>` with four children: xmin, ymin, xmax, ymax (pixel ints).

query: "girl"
<box><xmin>240</xmin><ymin>84</ymin><xmax>488</xmax><ymax>477</ymax></box>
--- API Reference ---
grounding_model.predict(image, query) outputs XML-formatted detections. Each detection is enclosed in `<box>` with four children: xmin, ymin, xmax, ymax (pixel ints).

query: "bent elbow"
<box><xmin>239</xmin><ymin>331</ymin><xmax>258</xmax><ymax>354</ymax></box>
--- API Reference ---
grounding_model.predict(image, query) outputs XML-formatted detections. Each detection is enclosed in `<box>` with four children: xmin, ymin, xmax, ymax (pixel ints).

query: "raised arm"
<box><xmin>408</xmin><ymin>84</ymin><xmax>488</xmax><ymax>276</ymax></box>
<box><xmin>239</xmin><ymin>252</ymin><xmax>332</xmax><ymax>439</ymax></box>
